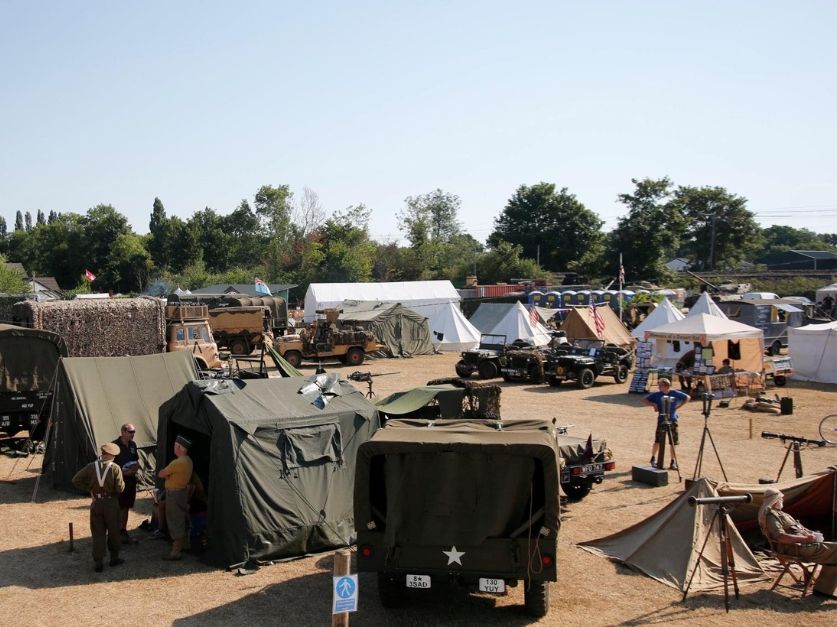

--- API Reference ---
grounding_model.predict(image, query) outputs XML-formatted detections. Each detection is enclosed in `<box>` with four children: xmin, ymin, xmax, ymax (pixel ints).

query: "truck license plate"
<box><xmin>406</xmin><ymin>574</ymin><xmax>431</xmax><ymax>589</ymax></box>
<box><xmin>479</xmin><ymin>578</ymin><xmax>506</xmax><ymax>593</ymax></box>
<box><xmin>584</xmin><ymin>463</ymin><xmax>604</xmax><ymax>473</ymax></box>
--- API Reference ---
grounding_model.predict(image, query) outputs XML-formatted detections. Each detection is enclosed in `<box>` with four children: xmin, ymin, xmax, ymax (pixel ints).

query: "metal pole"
<box><xmin>618</xmin><ymin>252</ymin><xmax>623</xmax><ymax>322</ymax></box>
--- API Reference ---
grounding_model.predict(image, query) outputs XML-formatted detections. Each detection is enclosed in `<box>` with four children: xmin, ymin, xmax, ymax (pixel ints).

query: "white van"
<box><xmin>742</xmin><ymin>292</ymin><xmax>779</xmax><ymax>301</ymax></box>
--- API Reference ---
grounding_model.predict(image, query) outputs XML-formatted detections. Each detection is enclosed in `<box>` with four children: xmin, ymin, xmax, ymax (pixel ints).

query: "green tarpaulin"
<box><xmin>339</xmin><ymin>302</ymin><xmax>436</xmax><ymax>357</ymax></box>
<box><xmin>157</xmin><ymin>376</ymin><xmax>380</xmax><ymax>568</ymax></box>
<box><xmin>45</xmin><ymin>351</ymin><xmax>199</xmax><ymax>490</ymax></box>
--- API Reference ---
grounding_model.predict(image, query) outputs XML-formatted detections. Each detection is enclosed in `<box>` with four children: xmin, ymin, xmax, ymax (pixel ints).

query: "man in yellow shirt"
<box><xmin>158</xmin><ymin>435</ymin><xmax>193</xmax><ymax>560</ymax></box>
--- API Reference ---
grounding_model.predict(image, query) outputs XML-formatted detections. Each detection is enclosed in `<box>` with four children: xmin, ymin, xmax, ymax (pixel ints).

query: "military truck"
<box><xmin>208</xmin><ymin>306</ymin><xmax>272</xmax><ymax>355</ymax></box>
<box><xmin>454</xmin><ymin>334</ymin><xmax>507</xmax><ymax>379</ymax></box>
<box><xmin>273</xmin><ymin>308</ymin><xmax>378</xmax><ymax>368</ymax></box>
<box><xmin>168</xmin><ymin>293</ymin><xmax>289</xmax><ymax>336</ymax></box>
<box><xmin>543</xmin><ymin>340</ymin><xmax>633</xmax><ymax>389</ymax></box>
<box><xmin>355</xmin><ymin>416</ymin><xmax>560</xmax><ymax>617</ymax></box>
<box><xmin>165</xmin><ymin>304</ymin><xmax>222</xmax><ymax>370</ymax></box>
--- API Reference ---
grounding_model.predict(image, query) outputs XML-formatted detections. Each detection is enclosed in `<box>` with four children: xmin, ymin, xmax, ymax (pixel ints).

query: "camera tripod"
<box><xmin>683</xmin><ymin>496</ymin><xmax>751</xmax><ymax>612</ymax></box>
<box><xmin>656</xmin><ymin>396</ymin><xmax>682</xmax><ymax>482</ymax></box>
<box><xmin>692</xmin><ymin>393</ymin><xmax>728</xmax><ymax>482</ymax></box>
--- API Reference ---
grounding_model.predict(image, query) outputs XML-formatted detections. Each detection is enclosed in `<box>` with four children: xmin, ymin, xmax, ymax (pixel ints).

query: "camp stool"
<box><xmin>766</xmin><ymin>540</ymin><xmax>821</xmax><ymax>598</ymax></box>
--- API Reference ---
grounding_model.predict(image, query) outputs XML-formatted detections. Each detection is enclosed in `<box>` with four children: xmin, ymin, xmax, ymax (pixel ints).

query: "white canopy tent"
<box><xmin>417</xmin><ymin>301</ymin><xmax>481</xmax><ymax>352</ymax></box>
<box><xmin>631</xmin><ymin>298</ymin><xmax>685</xmax><ymax>339</ymax></box>
<box><xmin>686</xmin><ymin>292</ymin><xmax>728</xmax><ymax>319</ymax></box>
<box><xmin>304</xmin><ymin>281</ymin><xmax>460</xmax><ymax>322</ymax></box>
<box><xmin>815</xmin><ymin>283</ymin><xmax>837</xmax><ymax>303</ymax></box>
<box><xmin>478</xmin><ymin>301</ymin><xmax>553</xmax><ymax>347</ymax></box>
<box><xmin>787</xmin><ymin>321</ymin><xmax>837</xmax><ymax>384</ymax></box>
<box><xmin>645</xmin><ymin>313</ymin><xmax>764</xmax><ymax>372</ymax></box>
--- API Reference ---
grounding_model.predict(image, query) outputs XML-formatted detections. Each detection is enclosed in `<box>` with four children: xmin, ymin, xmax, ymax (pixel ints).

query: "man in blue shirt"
<box><xmin>643</xmin><ymin>378</ymin><xmax>689</xmax><ymax>469</ymax></box>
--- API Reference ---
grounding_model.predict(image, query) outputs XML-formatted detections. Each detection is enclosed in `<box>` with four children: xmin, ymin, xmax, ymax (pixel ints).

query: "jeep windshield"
<box><xmin>478</xmin><ymin>334</ymin><xmax>507</xmax><ymax>351</ymax></box>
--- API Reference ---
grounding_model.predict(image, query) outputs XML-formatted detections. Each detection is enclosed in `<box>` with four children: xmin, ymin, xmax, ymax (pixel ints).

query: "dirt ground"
<box><xmin>1</xmin><ymin>351</ymin><xmax>834</xmax><ymax>626</ymax></box>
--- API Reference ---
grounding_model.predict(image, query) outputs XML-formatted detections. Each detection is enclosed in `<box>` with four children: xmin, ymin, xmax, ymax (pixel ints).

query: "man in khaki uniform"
<box><xmin>72</xmin><ymin>442</ymin><xmax>126</xmax><ymax>572</ymax></box>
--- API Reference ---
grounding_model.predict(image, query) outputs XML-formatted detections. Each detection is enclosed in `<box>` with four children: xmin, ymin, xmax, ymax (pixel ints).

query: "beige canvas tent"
<box><xmin>560</xmin><ymin>305</ymin><xmax>634</xmax><ymax>348</ymax></box>
<box><xmin>579</xmin><ymin>479</ymin><xmax>768</xmax><ymax>592</ymax></box>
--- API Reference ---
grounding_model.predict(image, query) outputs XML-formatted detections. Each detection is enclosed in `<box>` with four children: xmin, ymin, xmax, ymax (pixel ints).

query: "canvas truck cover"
<box><xmin>0</xmin><ymin>324</ymin><xmax>67</xmax><ymax>392</ymax></box>
<box><xmin>375</xmin><ymin>385</ymin><xmax>470</xmax><ymax>419</ymax></box>
<box><xmin>157</xmin><ymin>376</ymin><xmax>380</xmax><ymax>568</ymax></box>
<box><xmin>355</xmin><ymin>418</ymin><xmax>561</xmax><ymax>551</ymax></box>
<box><xmin>46</xmin><ymin>351</ymin><xmax>199</xmax><ymax>490</ymax></box>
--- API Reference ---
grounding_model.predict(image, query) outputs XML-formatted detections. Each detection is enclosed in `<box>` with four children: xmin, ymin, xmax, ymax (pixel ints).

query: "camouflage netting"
<box><xmin>0</xmin><ymin>294</ymin><xmax>34</xmax><ymax>326</ymax></box>
<box><xmin>13</xmin><ymin>297</ymin><xmax>166</xmax><ymax>357</ymax></box>
<box><xmin>425</xmin><ymin>377</ymin><xmax>501</xmax><ymax>419</ymax></box>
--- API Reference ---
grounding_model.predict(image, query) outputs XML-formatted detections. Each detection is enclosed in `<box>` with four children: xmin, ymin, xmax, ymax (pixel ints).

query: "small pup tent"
<box><xmin>418</xmin><ymin>301</ymin><xmax>481</xmax><ymax>352</ymax></box>
<box><xmin>787</xmin><ymin>321</ymin><xmax>837</xmax><ymax>384</ymax></box>
<box><xmin>45</xmin><ymin>351</ymin><xmax>199</xmax><ymax>490</ymax></box>
<box><xmin>339</xmin><ymin>302</ymin><xmax>435</xmax><ymax>357</ymax></box>
<box><xmin>157</xmin><ymin>375</ymin><xmax>380</xmax><ymax>568</ymax></box>
<box><xmin>579</xmin><ymin>479</ymin><xmax>768</xmax><ymax>592</ymax></box>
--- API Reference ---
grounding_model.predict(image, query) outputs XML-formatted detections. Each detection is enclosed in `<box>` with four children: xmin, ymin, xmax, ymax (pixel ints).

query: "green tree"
<box><xmin>14</xmin><ymin>211</ymin><xmax>23</xmax><ymax>232</ymax></box>
<box><xmin>36</xmin><ymin>210</ymin><xmax>45</xmax><ymax>226</ymax></box>
<box><xmin>189</xmin><ymin>208</ymin><xmax>234</xmax><ymax>273</ymax></box>
<box><xmin>489</xmin><ymin>183</ymin><xmax>604</xmax><ymax>271</ymax></box>
<box><xmin>399</xmin><ymin>189</ymin><xmax>462</xmax><ymax>246</ymax></box>
<box><xmin>608</xmin><ymin>177</ymin><xmax>686</xmax><ymax>282</ymax></box>
<box><xmin>100</xmin><ymin>232</ymin><xmax>153</xmax><ymax>293</ymax></box>
<box><xmin>0</xmin><ymin>217</ymin><xmax>6</xmax><ymax>238</ymax></box>
<box><xmin>316</xmin><ymin>205</ymin><xmax>376</xmax><ymax>282</ymax></box>
<box><xmin>147</xmin><ymin>197</ymin><xmax>169</xmax><ymax>271</ymax></box>
<box><xmin>477</xmin><ymin>241</ymin><xmax>547</xmax><ymax>285</ymax></box>
<box><xmin>225</xmin><ymin>200</ymin><xmax>264</xmax><ymax>268</ymax></box>
<box><xmin>0</xmin><ymin>254</ymin><xmax>27</xmax><ymax>292</ymax></box>
<box><xmin>255</xmin><ymin>185</ymin><xmax>297</xmax><ymax>277</ymax></box>
<box><xmin>17</xmin><ymin>213</ymin><xmax>86</xmax><ymax>288</ymax></box>
<box><xmin>166</xmin><ymin>216</ymin><xmax>201</xmax><ymax>275</ymax></box>
<box><xmin>757</xmin><ymin>225</ymin><xmax>835</xmax><ymax>257</ymax></box>
<box><xmin>674</xmin><ymin>186</ymin><xmax>762</xmax><ymax>270</ymax></box>
<box><xmin>24</xmin><ymin>211</ymin><xmax>32</xmax><ymax>232</ymax></box>
<box><xmin>48</xmin><ymin>210</ymin><xmax>58</xmax><ymax>224</ymax></box>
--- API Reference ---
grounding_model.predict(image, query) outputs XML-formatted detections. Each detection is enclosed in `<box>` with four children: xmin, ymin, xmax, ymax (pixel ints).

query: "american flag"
<box><xmin>589</xmin><ymin>302</ymin><xmax>605</xmax><ymax>338</ymax></box>
<box><xmin>529</xmin><ymin>306</ymin><xmax>540</xmax><ymax>327</ymax></box>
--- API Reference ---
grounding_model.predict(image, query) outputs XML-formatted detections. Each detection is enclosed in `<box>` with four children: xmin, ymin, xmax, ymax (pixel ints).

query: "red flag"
<box><xmin>84</xmin><ymin>269</ymin><xmax>96</xmax><ymax>282</ymax></box>
<box><xmin>529</xmin><ymin>306</ymin><xmax>540</xmax><ymax>327</ymax></box>
<box><xmin>589</xmin><ymin>302</ymin><xmax>605</xmax><ymax>339</ymax></box>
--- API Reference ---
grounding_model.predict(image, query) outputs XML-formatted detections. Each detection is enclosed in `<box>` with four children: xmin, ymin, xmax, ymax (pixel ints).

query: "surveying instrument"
<box><xmin>656</xmin><ymin>395</ymin><xmax>682</xmax><ymax>482</ymax></box>
<box><xmin>684</xmin><ymin>494</ymin><xmax>752</xmax><ymax>612</ymax></box>
<box><xmin>692</xmin><ymin>392</ymin><xmax>728</xmax><ymax>482</ymax></box>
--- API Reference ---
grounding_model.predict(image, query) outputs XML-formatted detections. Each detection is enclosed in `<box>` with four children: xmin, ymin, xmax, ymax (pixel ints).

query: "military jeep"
<box><xmin>544</xmin><ymin>340</ymin><xmax>633</xmax><ymax>389</ymax></box>
<box><xmin>454</xmin><ymin>334</ymin><xmax>507</xmax><ymax>380</ymax></box>
<box><xmin>498</xmin><ymin>343</ymin><xmax>548</xmax><ymax>383</ymax></box>
<box><xmin>354</xmin><ymin>416</ymin><xmax>560</xmax><ymax>617</ymax></box>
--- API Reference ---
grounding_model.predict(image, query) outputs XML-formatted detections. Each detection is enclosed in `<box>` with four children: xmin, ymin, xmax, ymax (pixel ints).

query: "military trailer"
<box><xmin>354</xmin><ymin>417</ymin><xmax>560</xmax><ymax>617</ymax></box>
<box><xmin>208</xmin><ymin>305</ymin><xmax>272</xmax><ymax>355</ymax></box>
<box><xmin>454</xmin><ymin>334</ymin><xmax>507</xmax><ymax>379</ymax></box>
<box><xmin>556</xmin><ymin>428</ymin><xmax>615</xmax><ymax>500</ymax></box>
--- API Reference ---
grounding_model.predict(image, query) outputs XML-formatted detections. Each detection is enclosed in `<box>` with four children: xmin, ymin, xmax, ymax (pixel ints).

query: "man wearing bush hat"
<box><xmin>158</xmin><ymin>435</ymin><xmax>193</xmax><ymax>560</ymax></box>
<box><xmin>72</xmin><ymin>442</ymin><xmax>126</xmax><ymax>572</ymax></box>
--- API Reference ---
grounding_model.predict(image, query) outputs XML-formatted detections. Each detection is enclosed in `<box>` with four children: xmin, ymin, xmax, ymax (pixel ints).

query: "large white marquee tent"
<box><xmin>788</xmin><ymin>321</ymin><xmax>837</xmax><ymax>384</ymax></box>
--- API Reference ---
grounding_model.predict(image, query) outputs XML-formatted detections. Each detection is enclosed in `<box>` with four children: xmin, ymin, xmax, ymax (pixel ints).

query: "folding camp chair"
<box><xmin>766</xmin><ymin>539</ymin><xmax>821</xmax><ymax>598</ymax></box>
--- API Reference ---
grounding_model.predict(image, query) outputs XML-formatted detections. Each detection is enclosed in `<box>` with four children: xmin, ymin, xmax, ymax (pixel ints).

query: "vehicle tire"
<box><xmin>768</xmin><ymin>341</ymin><xmax>782</xmax><ymax>356</ymax></box>
<box><xmin>527</xmin><ymin>363</ymin><xmax>542</xmax><ymax>383</ymax></box>
<box><xmin>614</xmin><ymin>365</ymin><xmax>629</xmax><ymax>384</ymax></box>
<box><xmin>346</xmin><ymin>347</ymin><xmax>364</xmax><ymax>366</ymax></box>
<box><xmin>284</xmin><ymin>350</ymin><xmax>303</xmax><ymax>368</ymax></box>
<box><xmin>561</xmin><ymin>478</ymin><xmax>592</xmax><ymax>501</ymax></box>
<box><xmin>774</xmin><ymin>375</ymin><xmax>787</xmax><ymax>387</ymax></box>
<box><xmin>378</xmin><ymin>572</ymin><xmax>405</xmax><ymax>608</ymax></box>
<box><xmin>455</xmin><ymin>360</ymin><xmax>473</xmax><ymax>378</ymax></box>
<box><xmin>230</xmin><ymin>339</ymin><xmax>249</xmax><ymax>355</ymax></box>
<box><xmin>523</xmin><ymin>580</ymin><xmax>549</xmax><ymax>618</ymax></box>
<box><xmin>547</xmin><ymin>376</ymin><xmax>562</xmax><ymax>388</ymax></box>
<box><xmin>502</xmin><ymin>372</ymin><xmax>512</xmax><ymax>382</ymax></box>
<box><xmin>577</xmin><ymin>368</ymin><xmax>595</xmax><ymax>389</ymax></box>
<box><xmin>478</xmin><ymin>360</ymin><xmax>499</xmax><ymax>380</ymax></box>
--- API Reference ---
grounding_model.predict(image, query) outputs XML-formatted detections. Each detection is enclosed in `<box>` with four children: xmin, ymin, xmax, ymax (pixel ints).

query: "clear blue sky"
<box><xmin>2</xmin><ymin>1</ymin><xmax>835</xmax><ymax>243</ymax></box>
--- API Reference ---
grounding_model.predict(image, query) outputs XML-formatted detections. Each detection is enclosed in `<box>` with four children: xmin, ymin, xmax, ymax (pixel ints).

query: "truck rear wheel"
<box><xmin>523</xmin><ymin>580</ymin><xmax>549</xmax><ymax>618</ymax></box>
<box><xmin>230</xmin><ymin>339</ymin><xmax>250</xmax><ymax>355</ymax></box>
<box><xmin>478</xmin><ymin>360</ymin><xmax>498</xmax><ymax>380</ymax></box>
<box><xmin>614</xmin><ymin>365</ymin><xmax>629</xmax><ymax>383</ymax></box>
<box><xmin>377</xmin><ymin>572</ymin><xmax>405</xmax><ymax>608</ymax></box>
<box><xmin>284</xmin><ymin>350</ymin><xmax>302</xmax><ymax>368</ymax></box>
<box><xmin>346</xmin><ymin>347</ymin><xmax>364</xmax><ymax>366</ymax></box>
<box><xmin>577</xmin><ymin>368</ymin><xmax>595</xmax><ymax>389</ymax></box>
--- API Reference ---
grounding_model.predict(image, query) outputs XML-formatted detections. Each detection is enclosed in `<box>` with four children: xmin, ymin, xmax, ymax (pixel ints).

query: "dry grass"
<box><xmin>1</xmin><ymin>351</ymin><xmax>834</xmax><ymax>626</ymax></box>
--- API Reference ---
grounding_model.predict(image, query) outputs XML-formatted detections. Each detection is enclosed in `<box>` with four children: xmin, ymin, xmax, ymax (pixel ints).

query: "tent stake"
<box><xmin>68</xmin><ymin>522</ymin><xmax>74</xmax><ymax>552</ymax></box>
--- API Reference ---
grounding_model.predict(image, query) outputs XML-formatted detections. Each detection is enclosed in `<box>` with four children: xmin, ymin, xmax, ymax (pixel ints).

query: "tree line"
<box><xmin>1</xmin><ymin>179</ymin><xmax>834</xmax><ymax>300</ymax></box>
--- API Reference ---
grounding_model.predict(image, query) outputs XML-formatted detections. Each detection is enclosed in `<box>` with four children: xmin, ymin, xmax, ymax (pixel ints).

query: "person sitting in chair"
<box><xmin>759</xmin><ymin>487</ymin><xmax>837</xmax><ymax>598</ymax></box>
<box><xmin>676</xmin><ymin>348</ymin><xmax>697</xmax><ymax>392</ymax></box>
<box><xmin>716</xmin><ymin>359</ymin><xmax>734</xmax><ymax>375</ymax></box>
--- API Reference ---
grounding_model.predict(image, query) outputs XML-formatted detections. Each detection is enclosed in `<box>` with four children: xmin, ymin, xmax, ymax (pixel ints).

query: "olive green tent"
<box><xmin>156</xmin><ymin>375</ymin><xmax>380</xmax><ymax>568</ymax></box>
<box><xmin>339</xmin><ymin>301</ymin><xmax>436</xmax><ymax>357</ymax></box>
<box><xmin>45</xmin><ymin>351</ymin><xmax>199</xmax><ymax>491</ymax></box>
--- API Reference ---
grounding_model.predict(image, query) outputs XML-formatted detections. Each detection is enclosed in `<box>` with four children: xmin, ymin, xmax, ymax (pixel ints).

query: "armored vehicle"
<box><xmin>354</xmin><ymin>416</ymin><xmax>560</xmax><ymax>617</ymax></box>
<box><xmin>454</xmin><ymin>334</ymin><xmax>507</xmax><ymax>379</ymax></box>
<box><xmin>544</xmin><ymin>340</ymin><xmax>633</xmax><ymax>389</ymax></box>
